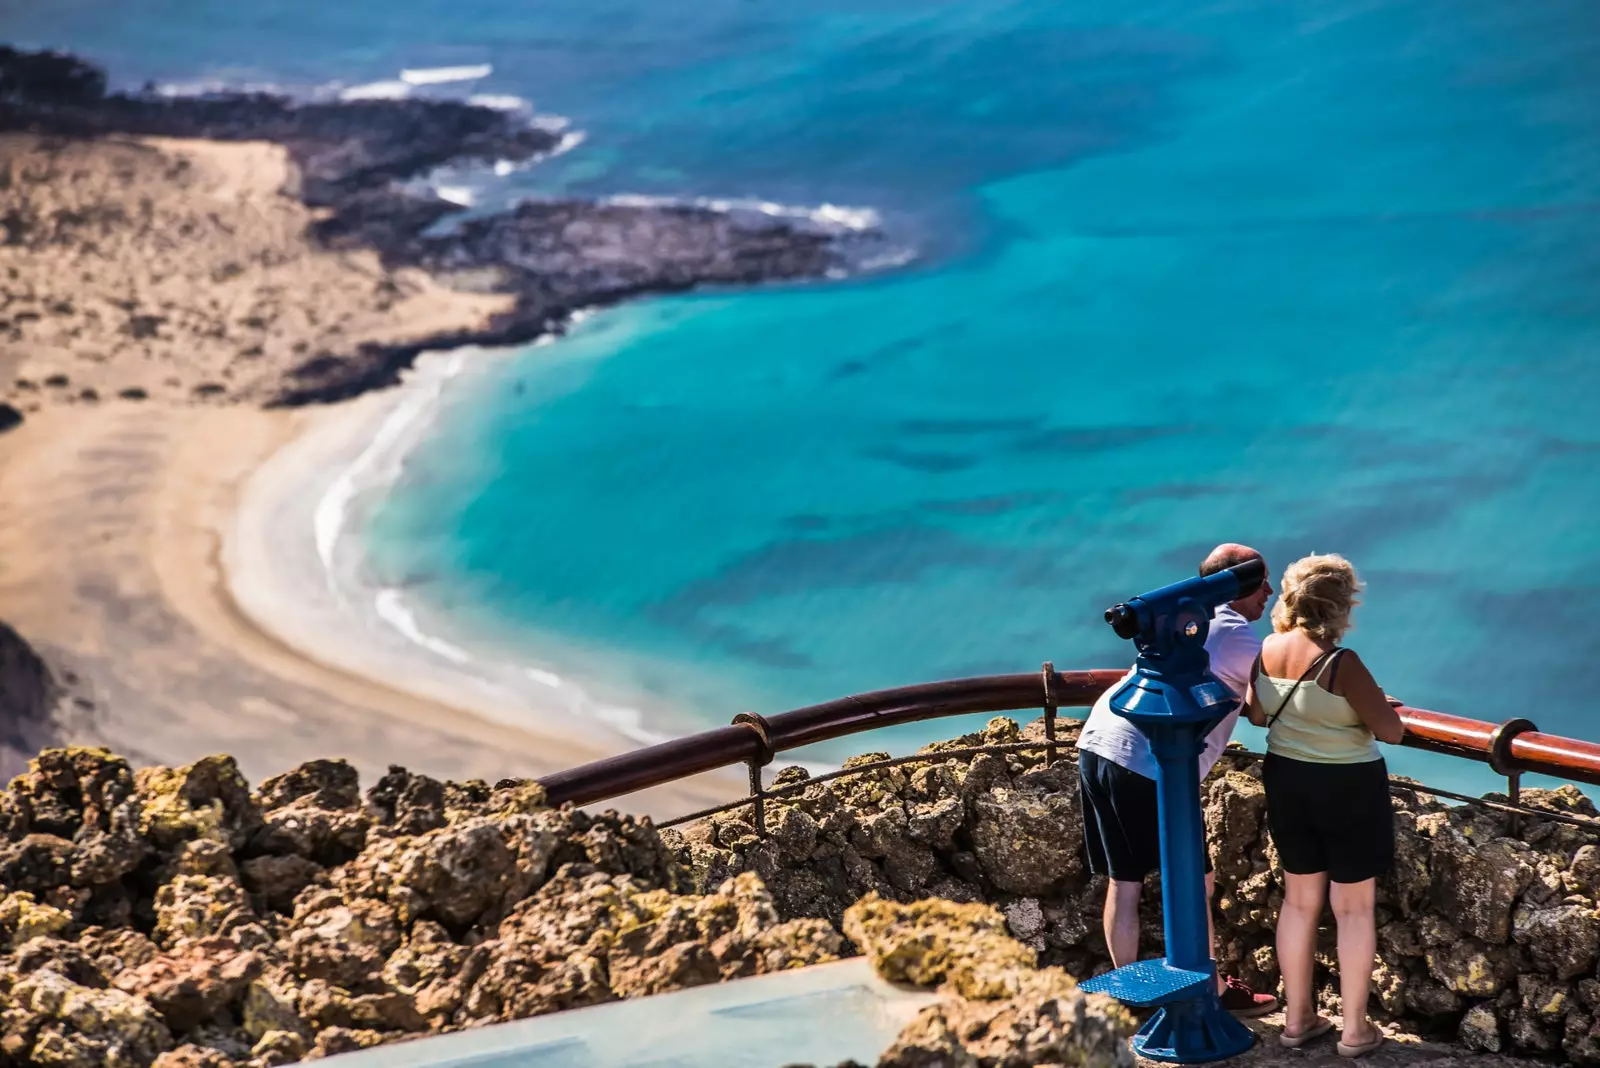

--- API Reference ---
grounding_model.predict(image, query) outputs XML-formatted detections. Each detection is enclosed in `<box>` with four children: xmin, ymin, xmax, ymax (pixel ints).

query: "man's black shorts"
<box><xmin>1078</xmin><ymin>748</ymin><xmax>1212</xmax><ymax>881</ymax></box>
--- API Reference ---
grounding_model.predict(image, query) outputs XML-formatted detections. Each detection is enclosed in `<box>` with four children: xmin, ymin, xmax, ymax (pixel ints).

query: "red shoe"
<box><xmin>1219</xmin><ymin>976</ymin><xmax>1278</xmax><ymax>1017</ymax></box>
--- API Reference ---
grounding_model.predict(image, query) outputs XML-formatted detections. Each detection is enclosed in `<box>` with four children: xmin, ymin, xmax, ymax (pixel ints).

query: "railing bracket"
<box><xmin>1488</xmin><ymin>717</ymin><xmax>1538</xmax><ymax>838</ymax></box>
<box><xmin>732</xmin><ymin>712</ymin><xmax>776</xmax><ymax>835</ymax></box>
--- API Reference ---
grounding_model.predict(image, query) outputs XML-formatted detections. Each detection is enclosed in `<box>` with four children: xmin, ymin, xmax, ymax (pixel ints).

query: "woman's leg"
<box><xmin>1278</xmin><ymin>871</ymin><xmax>1329</xmax><ymax>1036</ymax></box>
<box><xmin>1329</xmin><ymin>878</ymin><xmax>1380</xmax><ymax>1045</ymax></box>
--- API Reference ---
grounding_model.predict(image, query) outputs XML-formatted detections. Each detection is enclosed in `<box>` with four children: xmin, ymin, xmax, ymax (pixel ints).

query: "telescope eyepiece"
<box><xmin>1226</xmin><ymin>556</ymin><xmax>1267</xmax><ymax>597</ymax></box>
<box><xmin>1104</xmin><ymin>603</ymin><xmax>1140</xmax><ymax>640</ymax></box>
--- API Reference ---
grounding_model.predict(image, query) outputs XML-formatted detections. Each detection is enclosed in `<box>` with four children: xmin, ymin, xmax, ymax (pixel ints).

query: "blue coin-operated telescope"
<box><xmin>1079</xmin><ymin>557</ymin><xmax>1267</xmax><ymax>1063</ymax></box>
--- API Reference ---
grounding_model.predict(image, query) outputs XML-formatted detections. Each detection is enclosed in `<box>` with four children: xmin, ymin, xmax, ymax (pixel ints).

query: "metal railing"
<box><xmin>538</xmin><ymin>664</ymin><xmax>1600</xmax><ymax>836</ymax></box>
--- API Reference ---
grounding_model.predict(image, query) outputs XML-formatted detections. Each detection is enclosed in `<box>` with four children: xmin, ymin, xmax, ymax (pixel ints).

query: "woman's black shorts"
<box><xmin>1263</xmin><ymin>752</ymin><xmax>1394</xmax><ymax>884</ymax></box>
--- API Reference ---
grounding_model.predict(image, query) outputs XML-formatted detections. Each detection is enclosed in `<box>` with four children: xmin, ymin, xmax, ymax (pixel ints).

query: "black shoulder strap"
<box><xmin>1318</xmin><ymin>647</ymin><xmax>1348</xmax><ymax>691</ymax></box>
<box><xmin>1265</xmin><ymin>649</ymin><xmax>1337</xmax><ymax>730</ymax></box>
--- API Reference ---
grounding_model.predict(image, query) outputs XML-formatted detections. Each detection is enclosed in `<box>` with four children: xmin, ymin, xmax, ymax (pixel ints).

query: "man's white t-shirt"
<box><xmin>1077</xmin><ymin>605</ymin><xmax>1261</xmax><ymax>781</ymax></box>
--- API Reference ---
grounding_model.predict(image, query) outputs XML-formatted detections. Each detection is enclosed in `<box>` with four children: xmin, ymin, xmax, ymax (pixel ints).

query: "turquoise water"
<box><xmin>11</xmin><ymin>0</ymin><xmax>1600</xmax><ymax>791</ymax></box>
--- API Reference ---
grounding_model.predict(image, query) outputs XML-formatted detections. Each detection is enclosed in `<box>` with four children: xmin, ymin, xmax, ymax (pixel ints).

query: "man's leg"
<box><xmin>1209</xmin><ymin>859</ymin><xmax>1279</xmax><ymax>1014</ymax></box>
<box><xmin>1103</xmin><ymin>878</ymin><xmax>1143</xmax><ymax>967</ymax></box>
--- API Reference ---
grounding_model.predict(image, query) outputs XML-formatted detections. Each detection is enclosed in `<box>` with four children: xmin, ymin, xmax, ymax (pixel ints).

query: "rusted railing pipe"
<box><xmin>540</xmin><ymin>670</ymin><xmax>1123</xmax><ymax>807</ymax></box>
<box><xmin>539</xmin><ymin>670</ymin><xmax>1600</xmax><ymax>808</ymax></box>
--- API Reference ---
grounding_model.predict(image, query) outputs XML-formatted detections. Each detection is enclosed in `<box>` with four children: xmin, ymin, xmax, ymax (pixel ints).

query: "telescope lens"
<box><xmin>1104</xmin><ymin>603</ymin><xmax>1140</xmax><ymax>640</ymax></box>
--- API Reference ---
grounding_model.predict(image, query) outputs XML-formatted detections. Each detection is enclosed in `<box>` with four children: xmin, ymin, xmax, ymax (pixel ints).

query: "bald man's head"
<box><xmin>1200</xmin><ymin>543</ymin><xmax>1273</xmax><ymax>621</ymax></box>
<box><xmin>1199</xmin><ymin>543</ymin><xmax>1261</xmax><ymax>577</ymax></box>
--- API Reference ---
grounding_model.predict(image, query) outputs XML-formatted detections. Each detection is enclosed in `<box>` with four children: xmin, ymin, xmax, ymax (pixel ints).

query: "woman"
<box><xmin>1245</xmin><ymin>553</ymin><xmax>1403</xmax><ymax>1058</ymax></box>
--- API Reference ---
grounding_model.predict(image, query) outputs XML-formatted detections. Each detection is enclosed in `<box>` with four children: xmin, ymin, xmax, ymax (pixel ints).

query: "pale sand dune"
<box><xmin>0</xmin><ymin>133</ymin><xmax>742</xmax><ymax>816</ymax></box>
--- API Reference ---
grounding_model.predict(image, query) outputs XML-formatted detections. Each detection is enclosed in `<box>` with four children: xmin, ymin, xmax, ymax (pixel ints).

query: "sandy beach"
<box><xmin>0</xmin><ymin>131</ymin><xmax>740</xmax><ymax>816</ymax></box>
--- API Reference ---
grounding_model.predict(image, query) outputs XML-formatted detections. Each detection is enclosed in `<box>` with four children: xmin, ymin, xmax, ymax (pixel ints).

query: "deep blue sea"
<box><xmin>9</xmin><ymin>0</ymin><xmax>1600</xmax><ymax>793</ymax></box>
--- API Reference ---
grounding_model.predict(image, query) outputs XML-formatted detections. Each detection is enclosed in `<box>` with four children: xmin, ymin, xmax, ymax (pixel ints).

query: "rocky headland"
<box><xmin>0</xmin><ymin>722</ymin><xmax>1594</xmax><ymax>1067</ymax></box>
<box><xmin>0</xmin><ymin>45</ymin><xmax>886</xmax><ymax>412</ymax></box>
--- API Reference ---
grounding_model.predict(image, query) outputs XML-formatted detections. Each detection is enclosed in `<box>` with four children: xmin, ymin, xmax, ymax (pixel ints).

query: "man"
<box><xmin>1077</xmin><ymin>543</ymin><xmax>1278</xmax><ymax>1016</ymax></box>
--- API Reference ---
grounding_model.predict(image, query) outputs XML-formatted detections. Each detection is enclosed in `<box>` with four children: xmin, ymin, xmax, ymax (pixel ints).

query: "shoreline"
<box><xmin>0</xmin><ymin>41</ymin><xmax>895</xmax><ymax>812</ymax></box>
<box><xmin>228</xmin><ymin>333</ymin><xmax>695</xmax><ymax>756</ymax></box>
<box><xmin>0</xmin><ymin>397</ymin><xmax>745</xmax><ymax>816</ymax></box>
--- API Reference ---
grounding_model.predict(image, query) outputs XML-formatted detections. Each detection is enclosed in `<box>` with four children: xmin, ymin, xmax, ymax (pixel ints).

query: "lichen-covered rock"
<box><xmin>0</xmin><ymin>890</ymin><xmax>72</xmax><ymax>947</ymax></box>
<box><xmin>153</xmin><ymin>1045</ymin><xmax>235</xmax><ymax>1068</ymax></box>
<box><xmin>968</xmin><ymin>771</ymin><xmax>1083</xmax><ymax>897</ymax></box>
<box><xmin>1512</xmin><ymin>900</ymin><xmax>1600</xmax><ymax>979</ymax></box>
<box><xmin>1204</xmin><ymin>771</ymin><xmax>1267</xmax><ymax>882</ymax></box>
<box><xmin>3</xmin><ymin>966</ymin><xmax>173</xmax><ymax>1067</ymax></box>
<box><xmin>462</xmin><ymin>866</ymin><xmax>840</xmax><ymax>1023</ymax></box>
<box><xmin>1460</xmin><ymin>1001</ymin><xmax>1505</xmax><ymax>1052</ymax></box>
<box><xmin>881</xmin><ymin>968</ymin><xmax>1135</xmax><ymax>1068</ymax></box>
<box><xmin>843</xmin><ymin>894</ymin><xmax>1036</xmax><ymax>1000</ymax></box>
<box><xmin>135</xmin><ymin>757</ymin><xmax>261</xmax><ymax>853</ymax></box>
<box><xmin>240</xmin><ymin>964</ymin><xmax>307</xmax><ymax>1042</ymax></box>
<box><xmin>112</xmin><ymin>938</ymin><xmax>262</xmax><ymax>1032</ymax></box>
<box><xmin>1429</xmin><ymin>829</ymin><xmax>1536</xmax><ymax>945</ymax></box>
<box><xmin>343</xmin><ymin>812</ymin><xmax>561</xmax><ymax>932</ymax></box>
<box><xmin>281</xmin><ymin>892</ymin><xmax>400</xmax><ymax>989</ymax></box>
<box><xmin>248</xmin><ymin>1029</ymin><xmax>306</xmax><ymax>1068</ymax></box>
<box><xmin>851</xmin><ymin>897</ymin><xmax>1134</xmax><ymax>1068</ymax></box>
<box><xmin>238</xmin><ymin>856</ymin><xmax>323</xmax><ymax>915</ymax></box>
<box><xmin>303</xmin><ymin>1026</ymin><xmax>388</xmax><ymax>1060</ymax></box>
<box><xmin>153</xmin><ymin>876</ymin><xmax>262</xmax><ymax>949</ymax></box>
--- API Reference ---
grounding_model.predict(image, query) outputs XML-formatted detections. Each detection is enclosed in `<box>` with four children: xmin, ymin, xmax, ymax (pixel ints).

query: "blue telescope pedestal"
<box><xmin>1077</xmin><ymin>559</ymin><xmax>1266</xmax><ymax>1063</ymax></box>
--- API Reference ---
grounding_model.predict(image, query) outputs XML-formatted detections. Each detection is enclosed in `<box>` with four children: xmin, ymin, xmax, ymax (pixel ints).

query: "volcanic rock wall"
<box><xmin>1</xmin><ymin>724</ymin><xmax>1595</xmax><ymax>1068</ymax></box>
<box><xmin>0</xmin><ymin>749</ymin><xmax>839</xmax><ymax>1067</ymax></box>
<box><xmin>663</xmin><ymin>716</ymin><xmax>1600</xmax><ymax>1063</ymax></box>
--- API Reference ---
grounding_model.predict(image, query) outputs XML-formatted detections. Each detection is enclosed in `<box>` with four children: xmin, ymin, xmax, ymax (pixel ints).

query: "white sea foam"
<box><xmin>401</xmin><ymin>64</ymin><xmax>493</xmax><ymax>86</ymax></box>
<box><xmin>469</xmin><ymin>94</ymin><xmax>532</xmax><ymax>112</ymax></box>
<box><xmin>602</xmin><ymin>193</ymin><xmax>880</xmax><ymax>232</ymax></box>
<box><xmin>524</xmin><ymin>667</ymin><xmax>564</xmax><ymax>688</ymax></box>
<box><xmin>339</xmin><ymin>79</ymin><xmax>412</xmax><ymax>101</ymax></box>
<box><xmin>858</xmin><ymin>248</ymin><xmax>917</xmax><ymax>272</ymax></box>
<box><xmin>374</xmin><ymin>590</ymin><xmax>473</xmax><ymax>664</ymax></box>
<box><xmin>313</xmin><ymin>351</ymin><xmax>468</xmax><ymax>578</ymax></box>
<box><xmin>551</xmin><ymin>131</ymin><xmax>588</xmax><ymax>157</ymax></box>
<box><xmin>434</xmin><ymin>185</ymin><xmax>477</xmax><ymax>207</ymax></box>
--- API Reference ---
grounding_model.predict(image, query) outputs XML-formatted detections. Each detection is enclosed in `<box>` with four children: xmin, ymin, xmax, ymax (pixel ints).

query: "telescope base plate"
<box><xmin>1082</xmin><ymin>959</ymin><xmax>1256</xmax><ymax>1064</ymax></box>
<box><xmin>1079</xmin><ymin>959</ymin><xmax>1210</xmax><ymax>1007</ymax></box>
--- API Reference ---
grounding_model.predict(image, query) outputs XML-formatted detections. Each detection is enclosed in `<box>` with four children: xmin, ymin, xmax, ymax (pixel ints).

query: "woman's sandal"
<box><xmin>1279</xmin><ymin>1018</ymin><xmax>1336</xmax><ymax>1049</ymax></box>
<box><xmin>1336</xmin><ymin>1031</ymin><xmax>1386</xmax><ymax>1058</ymax></box>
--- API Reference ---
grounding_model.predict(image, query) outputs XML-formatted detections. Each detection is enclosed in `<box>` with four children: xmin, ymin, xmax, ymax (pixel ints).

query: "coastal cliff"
<box><xmin>0</xmin><ymin>732</ymin><xmax>1592</xmax><ymax>1067</ymax></box>
<box><xmin>0</xmin><ymin>624</ymin><xmax>59</xmax><ymax>782</ymax></box>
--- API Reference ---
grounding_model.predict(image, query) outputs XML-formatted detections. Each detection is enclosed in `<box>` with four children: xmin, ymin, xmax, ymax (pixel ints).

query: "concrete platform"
<box><xmin>319</xmin><ymin>959</ymin><xmax>938</xmax><ymax>1068</ymax></box>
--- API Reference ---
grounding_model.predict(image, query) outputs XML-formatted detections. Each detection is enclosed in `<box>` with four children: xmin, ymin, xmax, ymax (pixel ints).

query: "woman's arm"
<box><xmin>1334</xmin><ymin>649</ymin><xmax>1405</xmax><ymax>744</ymax></box>
<box><xmin>1243</xmin><ymin>652</ymin><xmax>1268</xmax><ymax>728</ymax></box>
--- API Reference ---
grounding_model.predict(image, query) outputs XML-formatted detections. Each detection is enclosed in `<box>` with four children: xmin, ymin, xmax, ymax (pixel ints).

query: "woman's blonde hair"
<box><xmin>1271</xmin><ymin>553</ymin><xmax>1363</xmax><ymax>641</ymax></box>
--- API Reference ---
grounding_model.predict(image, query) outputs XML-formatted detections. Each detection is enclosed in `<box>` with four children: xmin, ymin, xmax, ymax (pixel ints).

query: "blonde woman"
<box><xmin>1245</xmin><ymin>554</ymin><xmax>1403</xmax><ymax>1058</ymax></box>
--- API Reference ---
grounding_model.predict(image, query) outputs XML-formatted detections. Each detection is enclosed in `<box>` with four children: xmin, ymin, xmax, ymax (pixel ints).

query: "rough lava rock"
<box><xmin>839</xmin><ymin>895</ymin><xmax>1134</xmax><ymax>1068</ymax></box>
<box><xmin>0</xmin><ymin>748</ymin><xmax>840</xmax><ymax>1067</ymax></box>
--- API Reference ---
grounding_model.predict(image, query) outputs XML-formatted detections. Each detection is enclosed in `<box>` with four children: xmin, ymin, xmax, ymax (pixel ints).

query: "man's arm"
<box><xmin>1207</xmin><ymin>619</ymin><xmax>1261</xmax><ymax>700</ymax></box>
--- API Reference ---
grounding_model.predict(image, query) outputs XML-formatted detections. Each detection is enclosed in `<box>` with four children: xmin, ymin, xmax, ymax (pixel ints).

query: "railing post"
<box><xmin>1488</xmin><ymin>717</ymin><xmax>1538</xmax><ymax>839</ymax></box>
<box><xmin>732</xmin><ymin>712</ymin><xmax>776</xmax><ymax>836</ymax></box>
<box><xmin>1041</xmin><ymin>661</ymin><xmax>1058</xmax><ymax>766</ymax></box>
